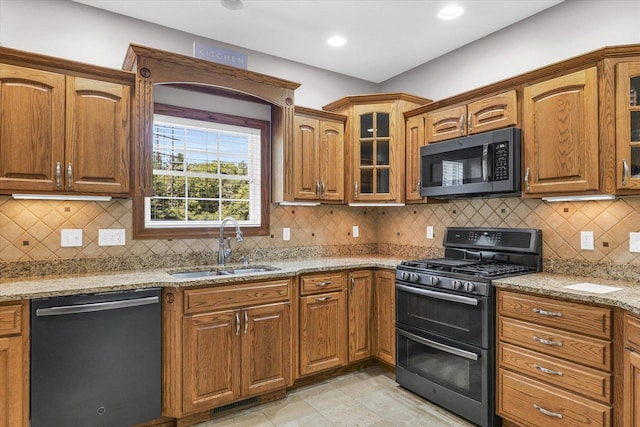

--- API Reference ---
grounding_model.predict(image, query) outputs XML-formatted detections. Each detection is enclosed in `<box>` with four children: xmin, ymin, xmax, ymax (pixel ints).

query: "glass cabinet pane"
<box><xmin>360</xmin><ymin>113</ymin><xmax>374</xmax><ymax>139</ymax></box>
<box><xmin>631</xmin><ymin>147</ymin><xmax>640</xmax><ymax>178</ymax></box>
<box><xmin>631</xmin><ymin>76</ymin><xmax>640</xmax><ymax>106</ymax></box>
<box><xmin>376</xmin><ymin>113</ymin><xmax>390</xmax><ymax>138</ymax></box>
<box><xmin>360</xmin><ymin>169</ymin><xmax>373</xmax><ymax>194</ymax></box>
<box><xmin>377</xmin><ymin>140</ymin><xmax>390</xmax><ymax>165</ymax></box>
<box><xmin>361</xmin><ymin>141</ymin><xmax>373</xmax><ymax>165</ymax></box>
<box><xmin>632</xmin><ymin>111</ymin><xmax>640</xmax><ymax>141</ymax></box>
<box><xmin>376</xmin><ymin>169</ymin><xmax>390</xmax><ymax>193</ymax></box>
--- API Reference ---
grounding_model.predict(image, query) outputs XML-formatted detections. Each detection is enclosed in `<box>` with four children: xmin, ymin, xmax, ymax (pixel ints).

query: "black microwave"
<box><xmin>420</xmin><ymin>127</ymin><xmax>521</xmax><ymax>199</ymax></box>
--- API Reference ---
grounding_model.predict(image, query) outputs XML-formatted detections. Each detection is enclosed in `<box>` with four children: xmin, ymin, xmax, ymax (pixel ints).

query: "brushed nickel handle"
<box><xmin>55</xmin><ymin>161</ymin><xmax>61</xmax><ymax>188</ymax></box>
<box><xmin>316</xmin><ymin>296</ymin><xmax>331</xmax><ymax>302</ymax></box>
<box><xmin>350</xmin><ymin>276</ymin><xmax>355</xmax><ymax>293</ymax></box>
<box><xmin>315</xmin><ymin>281</ymin><xmax>332</xmax><ymax>287</ymax></box>
<box><xmin>354</xmin><ymin>181</ymin><xmax>359</xmax><ymax>200</ymax></box>
<box><xmin>459</xmin><ymin>114</ymin><xmax>465</xmax><ymax>134</ymax></box>
<box><xmin>315</xmin><ymin>180</ymin><xmax>320</xmax><ymax>197</ymax></box>
<box><xmin>623</xmin><ymin>159</ymin><xmax>630</xmax><ymax>186</ymax></box>
<box><xmin>532</xmin><ymin>308</ymin><xmax>563</xmax><ymax>317</ymax></box>
<box><xmin>243</xmin><ymin>311</ymin><xmax>248</xmax><ymax>334</ymax></box>
<box><xmin>524</xmin><ymin>167</ymin><xmax>530</xmax><ymax>191</ymax></box>
<box><xmin>533</xmin><ymin>335</ymin><xmax>563</xmax><ymax>347</ymax></box>
<box><xmin>321</xmin><ymin>181</ymin><xmax>326</xmax><ymax>198</ymax></box>
<box><xmin>467</xmin><ymin>112</ymin><xmax>472</xmax><ymax>133</ymax></box>
<box><xmin>415</xmin><ymin>180</ymin><xmax>421</xmax><ymax>192</ymax></box>
<box><xmin>67</xmin><ymin>163</ymin><xmax>72</xmax><ymax>188</ymax></box>
<box><xmin>534</xmin><ymin>364</ymin><xmax>563</xmax><ymax>376</ymax></box>
<box><xmin>235</xmin><ymin>312</ymin><xmax>240</xmax><ymax>336</ymax></box>
<box><xmin>533</xmin><ymin>404</ymin><xmax>563</xmax><ymax>419</ymax></box>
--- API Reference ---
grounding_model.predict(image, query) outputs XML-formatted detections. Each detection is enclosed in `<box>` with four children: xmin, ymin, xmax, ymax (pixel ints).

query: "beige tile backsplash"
<box><xmin>2</xmin><ymin>195</ymin><xmax>640</xmax><ymax>265</ymax></box>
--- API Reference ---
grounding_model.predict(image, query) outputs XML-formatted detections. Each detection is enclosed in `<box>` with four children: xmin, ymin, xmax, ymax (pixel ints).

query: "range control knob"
<box><xmin>464</xmin><ymin>282</ymin><xmax>476</xmax><ymax>292</ymax></box>
<box><xmin>401</xmin><ymin>272</ymin><xmax>410</xmax><ymax>281</ymax></box>
<box><xmin>410</xmin><ymin>273</ymin><xmax>420</xmax><ymax>283</ymax></box>
<box><xmin>429</xmin><ymin>276</ymin><xmax>440</xmax><ymax>286</ymax></box>
<box><xmin>452</xmin><ymin>280</ymin><xmax>462</xmax><ymax>290</ymax></box>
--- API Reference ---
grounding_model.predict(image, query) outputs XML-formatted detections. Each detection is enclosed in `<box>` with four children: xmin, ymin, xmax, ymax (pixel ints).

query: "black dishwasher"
<box><xmin>30</xmin><ymin>288</ymin><xmax>162</xmax><ymax>427</ymax></box>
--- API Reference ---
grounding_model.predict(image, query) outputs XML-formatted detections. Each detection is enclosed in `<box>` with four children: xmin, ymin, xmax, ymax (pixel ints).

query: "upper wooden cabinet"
<box><xmin>616</xmin><ymin>61</ymin><xmax>640</xmax><ymax>191</ymax></box>
<box><xmin>0</xmin><ymin>48</ymin><xmax>133</xmax><ymax>196</ymax></box>
<box><xmin>522</xmin><ymin>67</ymin><xmax>599</xmax><ymax>196</ymax></box>
<box><xmin>292</xmin><ymin>107</ymin><xmax>346</xmax><ymax>202</ymax></box>
<box><xmin>324</xmin><ymin>93</ymin><xmax>431</xmax><ymax>203</ymax></box>
<box><xmin>405</xmin><ymin>113</ymin><xmax>426</xmax><ymax>203</ymax></box>
<box><xmin>425</xmin><ymin>90</ymin><xmax>517</xmax><ymax>143</ymax></box>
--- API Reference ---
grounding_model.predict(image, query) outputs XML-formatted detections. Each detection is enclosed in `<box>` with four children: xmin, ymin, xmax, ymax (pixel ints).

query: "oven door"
<box><xmin>396</xmin><ymin>281</ymin><xmax>492</xmax><ymax>348</ymax></box>
<box><xmin>396</xmin><ymin>324</ymin><xmax>495</xmax><ymax>427</ymax></box>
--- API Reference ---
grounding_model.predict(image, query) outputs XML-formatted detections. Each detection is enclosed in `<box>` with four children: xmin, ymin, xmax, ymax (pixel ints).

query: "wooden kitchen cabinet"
<box><xmin>0</xmin><ymin>49</ymin><xmax>133</xmax><ymax>196</ymax></box>
<box><xmin>615</xmin><ymin>61</ymin><xmax>640</xmax><ymax>191</ymax></box>
<box><xmin>497</xmin><ymin>289</ymin><xmax>613</xmax><ymax>426</ymax></box>
<box><xmin>323</xmin><ymin>93</ymin><xmax>431</xmax><ymax>203</ymax></box>
<box><xmin>348</xmin><ymin>270</ymin><xmax>373</xmax><ymax>362</ymax></box>
<box><xmin>292</xmin><ymin>107</ymin><xmax>346</xmax><ymax>202</ymax></box>
<box><xmin>373</xmin><ymin>269</ymin><xmax>395</xmax><ymax>366</ymax></box>
<box><xmin>299</xmin><ymin>272</ymin><xmax>347</xmax><ymax>376</ymax></box>
<box><xmin>425</xmin><ymin>90</ymin><xmax>517</xmax><ymax>143</ymax></box>
<box><xmin>162</xmin><ymin>279</ymin><xmax>292</xmax><ymax>418</ymax></box>
<box><xmin>522</xmin><ymin>67</ymin><xmax>599</xmax><ymax>196</ymax></box>
<box><xmin>405</xmin><ymin>113</ymin><xmax>426</xmax><ymax>202</ymax></box>
<box><xmin>624</xmin><ymin>313</ymin><xmax>640</xmax><ymax>426</ymax></box>
<box><xmin>0</xmin><ymin>301</ymin><xmax>28</xmax><ymax>427</ymax></box>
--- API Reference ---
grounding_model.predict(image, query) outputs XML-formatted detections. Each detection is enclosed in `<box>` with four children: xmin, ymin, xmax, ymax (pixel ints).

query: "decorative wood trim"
<box><xmin>323</xmin><ymin>92</ymin><xmax>432</xmax><ymax>112</ymax></box>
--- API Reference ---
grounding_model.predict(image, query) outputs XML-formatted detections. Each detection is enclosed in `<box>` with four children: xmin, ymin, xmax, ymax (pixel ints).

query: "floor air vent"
<box><xmin>211</xmin><ymin>397</ymin><xmax>259</xmax><ymax>415</ymax></box>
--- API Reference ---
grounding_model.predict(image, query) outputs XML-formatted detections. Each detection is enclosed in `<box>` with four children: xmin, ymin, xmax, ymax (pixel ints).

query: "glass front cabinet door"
<box><xmin>617</xmin><ymin>62</ymin><xmax>640</xmax><ymax>190</ymax></box>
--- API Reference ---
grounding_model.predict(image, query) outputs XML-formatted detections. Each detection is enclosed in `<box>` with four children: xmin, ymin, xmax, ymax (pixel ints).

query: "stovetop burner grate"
<box><xmin>399</xmin><ymin>258</ymin><xmax>536</xmax><ymax>278</ymax></box>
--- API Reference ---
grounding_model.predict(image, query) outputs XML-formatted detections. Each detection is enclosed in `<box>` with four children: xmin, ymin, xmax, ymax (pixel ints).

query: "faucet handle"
<box><xmin>241</xmin><ymin>255</ymin><xmax>249</xmax><ymax>265</ymax></box>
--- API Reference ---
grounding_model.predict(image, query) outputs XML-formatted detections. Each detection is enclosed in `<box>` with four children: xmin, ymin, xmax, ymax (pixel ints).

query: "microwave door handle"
<box><xmin>395</xmin><ymin>283</ymin><xmax>479</xmax><ymax>306</ymax></box>
<box><xmin>482</xmin><ymin>145</ymin><xmax>489</xmax><ymax>182</ymax></box>
<box><xmin>397</xmin><ymin>328</ymin><xmax>479</xmax><ymax>361</ymax></box>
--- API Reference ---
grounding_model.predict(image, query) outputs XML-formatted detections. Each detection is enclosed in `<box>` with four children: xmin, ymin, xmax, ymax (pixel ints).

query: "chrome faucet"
<box><xmin>218</xmin><ymin>217</ymin><xmax>244</xmax><ymax>265</ymax></box>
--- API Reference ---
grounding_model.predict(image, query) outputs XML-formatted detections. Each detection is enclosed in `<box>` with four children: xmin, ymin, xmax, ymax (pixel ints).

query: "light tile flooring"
<box><xmin>195</xmin><ymin>366</ymin><xmax>475</xmax><ymax>426</ymax></box>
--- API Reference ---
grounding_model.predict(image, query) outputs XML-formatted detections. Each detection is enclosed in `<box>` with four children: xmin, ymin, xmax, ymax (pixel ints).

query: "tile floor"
<box><xmin>195</xmin><ymin>366</ymin><xmax>475</xmax><ymax>426</ymax></box>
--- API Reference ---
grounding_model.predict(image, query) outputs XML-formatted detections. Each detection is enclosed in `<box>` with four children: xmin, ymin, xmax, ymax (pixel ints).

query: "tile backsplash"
<box><xmin>2</xmin><ymin>195</ymin><xmax>640</xmax><ymax>267</ymax></box>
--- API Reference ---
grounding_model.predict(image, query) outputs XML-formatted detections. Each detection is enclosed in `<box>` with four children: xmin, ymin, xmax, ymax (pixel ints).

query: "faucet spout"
<box><xmin>218</xmin><ymin>217</ymin><xmax>244</xmax><ymax>265</ymax></box>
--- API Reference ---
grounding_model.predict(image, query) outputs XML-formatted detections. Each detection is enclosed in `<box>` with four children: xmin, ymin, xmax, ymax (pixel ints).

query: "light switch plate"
<box><xmin>426</xmin><ymin>226</ymin><xmax>434</xmax><ymax>239</ymax></box>
<box><xmin>283</xmin><ymin>227</ymin><xmax>290</xmax><ymax>241</ymax></box>
<box><xmin>353</xmin><ymin>225</ymin><xmax>359</xmax><ymax>238</ymax></box>
<box><xmin>61</xmin><ymin>229</ymin><xmax>82</xmax><ymax>247</ymax></box>
<box><xmin>630</xmin><ymin>232</ymin><xmax>640</xmax><ymax>253</ymax></box>
<box><xmin>99</xmin><ymin>229</ymin><xmax>126</xmax><ymax>246</ymax></box>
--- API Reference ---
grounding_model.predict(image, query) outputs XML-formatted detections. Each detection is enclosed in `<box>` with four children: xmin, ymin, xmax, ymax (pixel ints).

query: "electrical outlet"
<box><xmin>98</xmin><ymin>229</ymin><xmax>126</xmax><ymax>246</ymax></box>
<box><xmin>580</xmin><ymin>231</ymin><xmax>594</xmax><ymax>250</ymax></box>
<box><xmin>353</xmin><ymin>225</ymin><xmax>359</xmax><ymax>238</ymax></box>
<box><xmin>61</xmin><ymin>229</ymin><xmax>82</xmax><ymax>247</ymax></box>
<box><xmin>283</xmin><ymin>227</ymin><xmax>290</xmax><ymax>241</ymax></box>
<box><xmin>630</xmin><ymin>232</ymin><xmax>640</xmax><ymax>253</ymax></box>
<box><xmin>426</xmin><ymin>226</ymin><xmax>434</xmax><ymax>239</ymax></box>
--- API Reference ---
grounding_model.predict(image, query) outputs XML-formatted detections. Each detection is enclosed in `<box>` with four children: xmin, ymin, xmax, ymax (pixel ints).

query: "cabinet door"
<box><xmin>182</xmin><ymin>310</ymin><xmax>240</xmax><ymax>413</ymax></box>
<box><xmin>241</xmin><ymin>302</ymin><xmax>290</xmax><ymax>397</ymax></box>
<box><xmin>625</xmin><ymin>349</ymin><xmax>640</xmax><ymax>426</ymax></box>
<box><xmin>348</xmin><ymin>270</ymin><xmax>373</xmax><ymax>362</ymax></box>
<box><xmin>405</xmin><ymin>114</ymin><xmax>426</xmax><ymax>202</ymax></box>
<box><xmin>425</xmin><ymin>104</ymin><xmax>467</xmax><ymax>143</ymax></box>
<box><xmin>318</xmin><ymin>120</ymin><xmax>344</xmax><ymax>201</ymax></box>
<box><xmin>467</xmin><ymin>90</ymin><xmax>517</xmax><ymax>135</ymax></box>
<box><xmin>293</xmin><ymin>115</ymin><xmax>320</xmax><ymax>200</ymax></box>
<box><xmin>523</xmin><ymin>67</ymin><xmax>599</xmax><ymax>195</ymax></box>
<box><xmin>66</xmin><ymin>76</ymin><xmax>131</xmax><ymax>194</ymax></box>
<box><xmin>0</xmin><ymin>336</ymin><xmax>25</xmax><ymax>427</ymax></box>
<box><xmin>374</xmin><ymin>270</ymin><xmax>395</xmax><ymax>365</ymax></box>
<box><xmin>299</xmin><ymin>291</ymin><xmax>347</xmax><ymax>376</ymax></box>
<box><xmin>0</xmin><ymin>64</ymin><xmax>65</xmax><ymax>193</ymax></box>
<box><xmin>616</xmin><ymin>62</ymin><xmax>640</xmax><ymax>191</ymax></box>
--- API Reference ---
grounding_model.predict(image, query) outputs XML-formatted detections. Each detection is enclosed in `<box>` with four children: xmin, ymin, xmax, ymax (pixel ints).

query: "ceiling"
<box><xmin>73</xmin><ymin>0</ymin><xmax>564</xmax><ymax>83</ymax></box>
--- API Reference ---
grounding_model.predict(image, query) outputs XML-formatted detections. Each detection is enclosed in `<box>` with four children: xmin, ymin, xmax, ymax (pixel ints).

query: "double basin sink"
<box><xmin>169</xmin><ymin>266</ymin><xmax>276</xmax><ymax>279</ymax></box>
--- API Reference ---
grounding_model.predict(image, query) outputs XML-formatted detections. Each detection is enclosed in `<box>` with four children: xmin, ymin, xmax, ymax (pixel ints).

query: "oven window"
<box><xmin>424</xmin><ymin>146</ymin><xmax>486</xmax><ymax>188</ymax></box>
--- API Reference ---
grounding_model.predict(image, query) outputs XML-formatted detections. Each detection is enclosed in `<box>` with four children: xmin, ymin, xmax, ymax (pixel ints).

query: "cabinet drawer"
<box><xmin>498</xmin><ymin>290</ymin><xmax>611</xmax><ymax>339</ymax></box>
<box><xmin>499</xmin><ymin>317</ymin><xmax>611</xmax><ymax>371</ymax></box>
<box><xmin>498</xmin><ymin>369</ymin><xmax>611</xmax><ymax>427</ymax></box>
<box><xmin>184</xmin><ymin>279</ymin><xmax>291</xmax><ymax>314</ymax></box>
<box><xmin>499</xmin><ymin>343</ymin><xmax>611</xmax><ymax>403</ymax></box>
<box><xmin>625</xmin><ymin>313</ymin><xmax>640</xmax><ymax>351</ymax></box>
<box><xmin>0</xmin><ymin>303</ymin><xmax>23</xmax><ymax>336</ymax></box>
<box><xmin>300</xmin><ymin>272</ymin><xmax>345</xmax><ymax>295</ymax></box>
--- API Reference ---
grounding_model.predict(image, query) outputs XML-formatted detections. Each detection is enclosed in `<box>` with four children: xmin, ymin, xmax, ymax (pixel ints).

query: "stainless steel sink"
<box><xmin>170</xmin><ymin>266</ymin><xmax>276</xmax><ymax>279</ymax></box>
<box><xmin>219</xmin><ymin>267</ymin><xmax>273</xmax><ymax>275</ymax></box>
<box><xmin>170</xmin><ymin>270</ymin><xmax>220</xmax><ymax>279</ymax></box>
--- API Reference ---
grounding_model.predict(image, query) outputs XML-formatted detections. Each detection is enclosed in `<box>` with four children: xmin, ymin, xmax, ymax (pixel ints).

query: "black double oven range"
<box><xmin>395</xmin><ymin>227</ymin><xmax>542</xmax><ymax>427</ymax></box>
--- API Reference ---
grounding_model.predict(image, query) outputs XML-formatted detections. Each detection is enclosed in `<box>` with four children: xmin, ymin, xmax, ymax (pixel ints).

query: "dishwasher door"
<box><xmin>30</xmin><ymin>288</ymin><xmax>161</xmax><ymax>427</ymax></box>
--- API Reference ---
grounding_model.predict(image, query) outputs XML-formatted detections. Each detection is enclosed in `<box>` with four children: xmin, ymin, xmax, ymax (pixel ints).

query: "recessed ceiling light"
<box><xmin>438</xmin><ymin>5</ymin><xmax>464</xmax><ymax>20</ymax></box>
<box><xmin>221</xmin><ymin>0</ymin><xmax>244</xmax><ymax>10</ymax></box>
<box><xmin>327</xmin><ymin>35</ymin><xmax>347</xmax><ymax>47</ymax></box>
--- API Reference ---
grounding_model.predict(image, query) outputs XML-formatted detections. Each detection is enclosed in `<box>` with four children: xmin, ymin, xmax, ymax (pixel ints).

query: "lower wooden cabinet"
<box><xmin>624</xmin><ymin>313</ymin><xmax>640</xmax><ymax>426</ymax></box>
<box><xmin>348</xmin><ymin>270</ymin><xmax>373</xmax><ymax>362</ymax></box>
<box><xmin>374</xmin><ymin>270</ymin><xmax>395</xmax><ymax>365</ymax></box>
<box><xmin>162</xmin><ymin>279</ymin><xmax>292</xmax><ymax>418</ymax></box>
<box><xmin>0</xmin><ymin>301</ymin><xmax>28</xmax><ymax>427</ymax></box>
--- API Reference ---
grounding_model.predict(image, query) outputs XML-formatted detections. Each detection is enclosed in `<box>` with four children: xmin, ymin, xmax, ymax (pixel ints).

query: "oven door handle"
<box><xmin>395</xmin><ymin>283</ymin><xmax>479</xmax><ymax>306</ymax></box>
<box><xmin>397</xmin><ymin>329</ymin><xmax>479</xmax><ymax>361</ymax></box>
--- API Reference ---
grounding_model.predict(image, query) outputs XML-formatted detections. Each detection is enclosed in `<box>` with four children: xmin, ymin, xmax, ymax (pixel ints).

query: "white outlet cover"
<box><xmin>99</xmin><ymin>229</ymin><xmax>126</xmax><ymax>246</ymax></box>
<box><xmin>61</xmin><ymin>229</ymin><xmax>82</xmax><ymax>247</ymax></box>
<box><xmin>580</xmin><ymin>231</ymin><xmax>594</xmax><ymax>250</ymax></box>
<box><xmin>283</xmin><ymin>227</ymin><xmax>291</xmax><ymax>241</ymax></box>
<box><xmin>630</xmin><ymin>232</ymin><xmax>640</xmax><ymax>253</ymax></box>
<box><xmin>353</xmin><ymin>225</ymin><xmax>359</xmax><ymax>238</ymax></box>
<box><xmin>426</xmin><ymin>226</ymin><xmax>434</xmax><ymax>239</ymax></box>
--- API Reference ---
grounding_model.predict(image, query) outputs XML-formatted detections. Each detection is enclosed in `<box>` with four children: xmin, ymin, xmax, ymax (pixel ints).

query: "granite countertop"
<box><xmin>0</xmin><ymin>256</ymin><xmax>403</xmax><ymax>302</ymax></box>
<box><xmin>494</xmin><ymin>272</ymin><xmax>640</xmax><ymax>316</ymax></box>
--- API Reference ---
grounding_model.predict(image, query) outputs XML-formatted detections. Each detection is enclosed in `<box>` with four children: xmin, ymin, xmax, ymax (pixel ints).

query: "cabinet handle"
<box><xmin>532</xmin><ymin>307</ymin><xmax>563</xmax><ymax>317</ymax></box>
<box><xmin>415</xmin><ymin>180</ymin><xmax>421</xmax><ymax>192</ymax></box>
<box><xmin>354</xmin><ymin>181</ymin><xmax>359</xmax><ymax>200</ymax></box>
<box><xmin>467</xmin><ymin>112</ymin><xmax>472</xmax><ymax>133</ymax></box>
<box><xmin>459</xmin><ymin>114</ymin><xmax>465</xmax><ymax>134</ymax></box>
<box><xmin>315</xmin><ymin>180</ymin><xmax>321</xmax><ymax>197</ymax></box>
<box><xmin>316</xmin><ymin>296</ymin><xmax>331</xmax><ymax>302</ymax></box>
<box><xmin>321</xmin><ymin>181</ymin><xmax>326</xmax><ymax>198</ymax></box>
<box><xmin>623</xmin><ymin>159</ymin><xmax>630</xmax><ymax>186</ymax></box>
<box><xmin>350</xmin><ymin>276</ymin><xmax>355</xmax><ymax>293</ymax></box>
<box><xmin>55</xmin><ymin>162</ymin><xmax>61</xmax><ymax>188</ymax></box>
<box><xmin>533</xmin><ymin>335</ymin><xmax>563</xmax><ymax>347</ymax></box>
<box><xmin>243</xmin><ymin>311</ymin><xmax>248</xmax><ymax>335</ymax></box>
<box><xmin>533</xmin><ymin>404</ymin><xmax>563</xmax><ymax>419</ymax></box>
<box><xmin>235</xmin><ymin>312</ymin><xmax>240</xmax><ymax>336</ymax></box>
<box><xmin>524</xmin><ymin>167</ymin><xmax>530</xmax><ymax>191</ymax></box>
<box><xmin>533</xmin><ymin>364</ymin><xmax>563</xmax><ymax>376</ymax></box>
<box><xmin>315</xmin><ymin>281</ymin><xmax>332</xmax><ymax>287</ymax></box>
<box><xmin>67</xmin><ymin>163</ymin><xmax>73</xmax><ymax>188</ymax></box>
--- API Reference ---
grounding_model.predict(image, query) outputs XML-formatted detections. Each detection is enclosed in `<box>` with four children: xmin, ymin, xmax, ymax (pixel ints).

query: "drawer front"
<box><xmin>0</xmin><ymin>303</ymin><xmax>23</xmax><ymax>336</ymax></box>
<box><xmin>184</xmin><ymin>279</ymin><xmax>291</xmax><ymax>314</ymax></box>
<box><xmin>625</xmin><ymin>313</ymin><xmax>640</xmax><ymax>351</ymax></box>
<box><xmin>499</xmin><ymin>343</ymin><xmax>611</xmax><ymax>403</ymax></box>
<box><xmin>499</xmin><ymin>317</ymin><xmax>611</xmax><ymax>371</ymax></box>
<box><xmin>498</xmin><ymin>369</ymin><xmax>611</xmax><ymax>427</ymax></box>
<box><xmin>498</xmin><ymin>290</ymin><xmax>611</xmax><ymax>339</ymax></box>
<box><xmin>300</xmin><ymin>272</ymin><xmax>345</xmax><ymax>295</ymax></box>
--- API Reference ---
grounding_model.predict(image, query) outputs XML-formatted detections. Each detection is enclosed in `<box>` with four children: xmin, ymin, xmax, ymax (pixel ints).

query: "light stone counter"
<box><xmin>493</xmin><ymin>272</ymin><xmax>640</xmax><ymax>316</ymax></box>
<box><xmin>0</xmin><ymin>256</ymin><xmax>402</xmax><ymax>302</ymax></box>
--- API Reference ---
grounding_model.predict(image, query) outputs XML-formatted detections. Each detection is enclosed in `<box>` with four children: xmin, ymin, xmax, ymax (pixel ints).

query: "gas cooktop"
<box><xmin>399</xmin><ymin>258</ymin><xmax>536</xmax><ymax>278</ymax></box>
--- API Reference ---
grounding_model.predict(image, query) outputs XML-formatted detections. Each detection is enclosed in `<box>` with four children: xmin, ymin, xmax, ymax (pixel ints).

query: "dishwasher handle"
<box><xmin>35</xmin><ymin>296</ymin><xmax>160</xmax><ymax>317</ymax></box>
